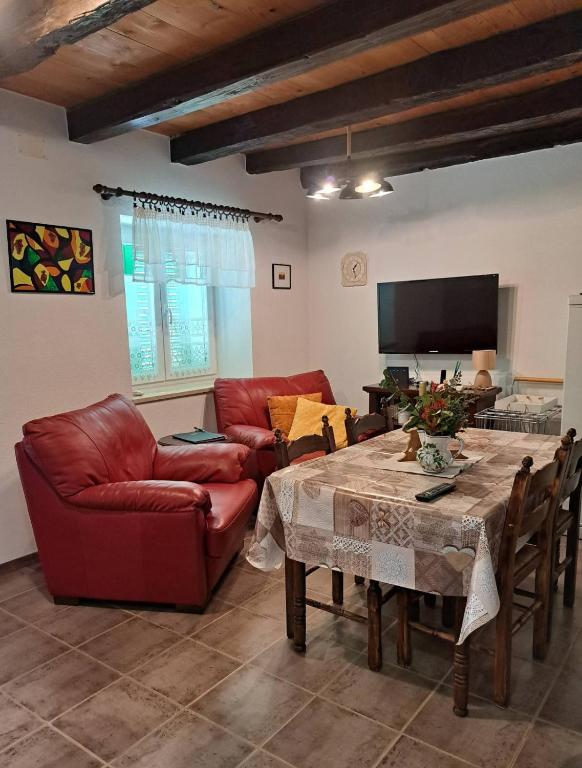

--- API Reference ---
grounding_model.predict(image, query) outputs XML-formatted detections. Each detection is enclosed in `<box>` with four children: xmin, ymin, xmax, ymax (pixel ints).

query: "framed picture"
<box><xmin>6</xmin><ymin>219</ymin><xmax>95</xmax><ymax>294</ymax></box>
<box><xmin>272</xmin><ymin>263</ymin><xmax>291</xmax><ymax>290</ymax></box>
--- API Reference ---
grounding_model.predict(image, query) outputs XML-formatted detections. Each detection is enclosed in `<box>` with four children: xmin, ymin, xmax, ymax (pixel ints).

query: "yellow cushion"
<box><xmin>267</xmin><ymin>392</ymin><xmax>322</xmax><ymax>435</ymax></box>
<box><xmin>287</xmin><ymin>397</ymin><xmax>356</xmax><ymax>450</ymax></box>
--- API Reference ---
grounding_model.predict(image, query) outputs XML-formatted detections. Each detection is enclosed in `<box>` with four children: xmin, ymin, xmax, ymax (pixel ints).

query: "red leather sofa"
<box><xmin>214</xmin><ymin>370</ymin><xmax>335</xmax><ymax>482</ymax></box>
<box><xmin>15</xmin><ymin>394</ymin><xmax>257</xmax><ymax>611</ymax></box>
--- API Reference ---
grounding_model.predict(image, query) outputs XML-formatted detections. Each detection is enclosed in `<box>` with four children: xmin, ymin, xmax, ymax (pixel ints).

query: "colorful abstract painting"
<box><xmin>7</xmin><ymin>220</ymin><xmax>94</xmax><ymax>293</ymax></box>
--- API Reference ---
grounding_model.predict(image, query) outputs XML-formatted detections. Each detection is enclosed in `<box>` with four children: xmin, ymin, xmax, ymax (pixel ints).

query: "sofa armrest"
<box><xmin>225</xmin><ymin>425</ymin><xmax>276</xmax><ymax>451</ymax></box>
<box><xmin>153</xmin><ymin>443</ymin><xmax>251</xmax><ymax>484</ymax></box>
<box><xmin>69</xmin><ymin>481</ymin><xmax>211</xmax><ymax>514</ymax></box>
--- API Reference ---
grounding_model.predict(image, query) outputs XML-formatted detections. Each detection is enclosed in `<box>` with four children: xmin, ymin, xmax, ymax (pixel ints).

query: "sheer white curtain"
<box><xmin>131</xmin><ymin>206</ymin><xmax>255</xmax><ymax>287</ymax></box>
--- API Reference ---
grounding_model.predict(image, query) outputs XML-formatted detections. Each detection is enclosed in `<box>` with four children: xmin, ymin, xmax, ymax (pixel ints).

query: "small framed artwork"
<box><xmin>6</xmin><ymin>219</ymin><xmax>94</xmax><ymax>294</ymax></box>
<box><xmin>272</xmin><ymin>263</ymin><xmax>291</xmax><ymax>290</ymax></box>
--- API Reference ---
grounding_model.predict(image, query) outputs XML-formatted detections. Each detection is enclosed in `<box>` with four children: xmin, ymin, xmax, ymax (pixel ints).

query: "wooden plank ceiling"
<box><xmin>1</xmin><ymin>0</ymin><xmax>581</xmax><ymax>181</ymax></box>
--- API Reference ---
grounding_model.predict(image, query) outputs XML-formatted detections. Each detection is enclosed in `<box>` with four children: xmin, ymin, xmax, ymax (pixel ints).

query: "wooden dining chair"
<box><xmin>549</xmin><ymin>428</ymin><xmax>582</xmax><ymax>635</ymax></box>
<box><xmin>274</xmin><ymin>418</ymin><xmax>340</xmax><ymax>640</ymax></box>
<box><xmin>344</xmin><ymin>405</ymin><xmax>394</xmax><ymax>447</ymax></box>
<box><xmin>396</xmin><ymin>447</ymin><xmax>569</xmax><ymax>715</ymax></box>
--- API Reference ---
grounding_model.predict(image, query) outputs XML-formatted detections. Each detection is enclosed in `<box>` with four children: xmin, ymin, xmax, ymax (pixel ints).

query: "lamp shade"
<box><xmin>472</xmin><ymin>350</ymin><xmax>496</xmax><ymax>370</ymax></box>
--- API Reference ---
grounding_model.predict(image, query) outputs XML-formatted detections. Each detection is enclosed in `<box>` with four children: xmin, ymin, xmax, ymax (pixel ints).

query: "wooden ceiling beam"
<box><xmin>245</xmin><ymin>76</ymin><xmax>582</xmax><ymax>173</ymax></box>
<box><xmin>171</xmin><ymin>10</ymin><xmax>582</xmax><ymax>165</ymax></box>
<box><xmin>67</xmin><ymin>0</ymin><xmax>509</xmax><ymax>143</ymax></box>
<box><xmin>0</xmin><ymin>0</ymin><xmax>157</xmax><ymax>79</ymax></box>
<box><xmin>298</xmin><ymin>119</ymin><xmax>582</xmax><ymax>187</ymax></box>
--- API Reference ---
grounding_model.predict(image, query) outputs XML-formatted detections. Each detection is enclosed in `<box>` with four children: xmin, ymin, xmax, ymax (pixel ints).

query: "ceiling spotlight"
<box><xmin>317</xmin><ymin>179</ymin><xmax>341</xmax><ymax>194</ymax></box>
<box><xmin>306</xmin><ymin>186</ymin><xmax>329</xmax><ymax>200</ymax></box>
<box><xmin>354</xmin><ymin>177</ymin><xmax>381</xmax><ymax>195</ymax></box>
<box><xmin>369</xmin><ymin>180</ymin><xmax>394</xmax><ymax>197</ymax></box>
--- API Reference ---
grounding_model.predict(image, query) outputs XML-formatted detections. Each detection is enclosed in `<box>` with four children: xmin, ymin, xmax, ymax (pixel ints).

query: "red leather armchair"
<box><xmin>214</xmin><ymin>370</ymin><xmax>335</xmax><ymax>482</ymax></box>
<box><xmin>15</xmin><ymin>394</ymin><xmax>258</xmax><ymax>611</ymax></box>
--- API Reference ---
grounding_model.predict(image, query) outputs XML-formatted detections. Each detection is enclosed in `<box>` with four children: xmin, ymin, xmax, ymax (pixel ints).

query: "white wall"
<box><xmin>306</xmin><ymin>144</ymin><xmax>582</xmax><ymax>411</ymax></box>
<box><xmin>0</xmin><ymin>89</ymin><xmax>308</xmax><ymax>563</ymax></box>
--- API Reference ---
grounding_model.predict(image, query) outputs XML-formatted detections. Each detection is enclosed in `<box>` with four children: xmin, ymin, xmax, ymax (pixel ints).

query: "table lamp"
<box><xmin>472</xmin><ymin>350</ymin><xmax>496</xmax><ymax>388</ymax></box>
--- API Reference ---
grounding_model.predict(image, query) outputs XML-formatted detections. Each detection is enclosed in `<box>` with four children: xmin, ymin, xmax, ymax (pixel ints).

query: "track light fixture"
<box><xmin>305</xmin><ymin>127</ymin><xmax>394</xmax><ymax>201</ymax></box>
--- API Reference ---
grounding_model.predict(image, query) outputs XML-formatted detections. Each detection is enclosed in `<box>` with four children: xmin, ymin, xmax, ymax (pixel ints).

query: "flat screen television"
<box><xmin>378</xmin><ymin>274</ymin><xmax>499</xmax><ymax>354</ymax></box>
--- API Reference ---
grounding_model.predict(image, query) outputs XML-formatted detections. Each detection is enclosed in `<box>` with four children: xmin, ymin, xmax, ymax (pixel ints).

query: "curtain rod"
<box><xmin>93</xmin><ymin>184</ymin><xmax>283</xmax><ymax>223</ymax></box>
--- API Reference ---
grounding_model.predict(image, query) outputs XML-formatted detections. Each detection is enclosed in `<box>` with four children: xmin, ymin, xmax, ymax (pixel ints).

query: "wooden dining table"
<box><xmin>248</xmin><ymin>427</ymin><xmax>558</xmax><ymax>665</ymax></box>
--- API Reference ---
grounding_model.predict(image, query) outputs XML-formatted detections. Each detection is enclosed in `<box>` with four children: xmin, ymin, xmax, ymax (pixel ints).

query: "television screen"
<box><xmin>378</xmin><ymin>274</ymin><xmax>499</xmax><ymax>354</ymax></box>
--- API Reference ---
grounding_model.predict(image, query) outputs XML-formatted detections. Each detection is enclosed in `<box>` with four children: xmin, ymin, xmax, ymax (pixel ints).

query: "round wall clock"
<box><xmin>341</xmin><ymin>251</ymin><xmax>368</xmax><ymax>287</ymax></box>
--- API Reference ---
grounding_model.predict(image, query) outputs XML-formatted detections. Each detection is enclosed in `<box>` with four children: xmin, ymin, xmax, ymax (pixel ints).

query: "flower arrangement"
<box><xmin>402</xmin><ymin>381</ymin><xmax>468</xmax><ymax>437</ymax></box>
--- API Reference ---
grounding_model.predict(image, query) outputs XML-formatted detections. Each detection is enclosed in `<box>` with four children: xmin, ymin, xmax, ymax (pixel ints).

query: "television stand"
<box><xmin>363</xmin><ymin>384</ymin><xmax>500</xmax><ymax>427</ymax></box>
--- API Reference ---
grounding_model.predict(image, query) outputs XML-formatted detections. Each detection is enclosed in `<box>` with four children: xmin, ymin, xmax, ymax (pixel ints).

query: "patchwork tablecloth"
<box><xmin>247</xmin><ymin>428</ymin><xmax>557</xmax><ymax>643</ymax></box>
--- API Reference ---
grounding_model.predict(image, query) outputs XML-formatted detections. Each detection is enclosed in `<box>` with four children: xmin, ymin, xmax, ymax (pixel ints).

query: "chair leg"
<box><xmin>409</xmin><ymin>594</ymin><xmax>420</xmax><ymax>622</ymax></box>
<box><xmin>442</xmin><ymin>596</ymin><xmax>455</xmax><ymax>628</ymax></box>
<box><xmin>494</xmin><ymin>601</ymin><xmax>513</xmax><ymax>707</ymax></box>
<box><xmin>285</xmin><ymin>556</ymin><xmax>294</xmax><ymax>639</ymax></box>
<box><xmin>367</xmin><ymin>579</ymin><xmax>382</xmax><ymax>671</ymax></box>
<box><xmin>354</xmin><ymin>575</ymin><xmax>365</xmax><ymax>585</ymax></box>
<box><xmin>292</xmin><ymin>560</ymin><xmax>306</xmax><ymax>653</ymax></box>
<box><xmin>533</xmin><ymin>524</ymin><xmax>552</xmax><ymax>662</ymax></box>
<box><xmin>332</xmin><ymin>571</ymin><xmax>344</xmax><ymax>605</ymax></box>
<box><xmin>453</xmin><ymin>597</ymin><xmax>470</xmax><ymax>717</ymax></box>
<box><xmin>397</xmin><ymin>589</ymin><xmax>412</xmax><ymax>667</ymax></box>
<box><xmin>564</xmin><ymin>490</ymin><xmax>581</xmax><ymax>608</ymax></box>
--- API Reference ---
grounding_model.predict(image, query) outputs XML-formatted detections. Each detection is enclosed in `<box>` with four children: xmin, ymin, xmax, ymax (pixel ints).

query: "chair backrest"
<box><xmin>273</xmin><ymin>416</ymin><xmax>336</xmax><ymax>469</ymax></box>
<box><xmin>344</xmin><ymin>406</ymin><xmax>393</xmax><ymax>447</ymax></box>
<box><xmin>559</xmin><ymin>428</ymin><xmax>582</xmax><ymax>503</ymax></box>
<box><xmin>497</xmin><ymin>444</ymin><xmax>570</xmax><ymax>588</ymax></box>
<box><xmin>20</xmin><ymin>394</ymin><xmax>157</xmax><ymax>497</ymax></box>
<box><xmin>213</xmin><ymin>370</ymin><xmax>335</xmax><ymax>432</ymax></box>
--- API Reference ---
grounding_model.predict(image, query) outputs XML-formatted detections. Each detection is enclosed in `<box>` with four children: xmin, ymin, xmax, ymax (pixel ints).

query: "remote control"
<box><xmin>415</xmin><ymin>482</ymin><xmax>456</xmax><ymax>502</ymax></box>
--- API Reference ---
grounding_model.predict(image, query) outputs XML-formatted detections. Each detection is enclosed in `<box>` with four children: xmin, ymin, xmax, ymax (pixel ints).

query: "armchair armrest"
<box><xmin>153</xmin><ymin>443</ymin><xmax>251</xmax><ymax>483</ymax></box>
<box><xmin>69</xmin><ymin>481</ymin><xmax>211</xmax><ymax>514</ymax></box>
<box><xmin>225</xmin><ymin>425</ymin><xmax>276</xmax><ymax>451</ymax></box>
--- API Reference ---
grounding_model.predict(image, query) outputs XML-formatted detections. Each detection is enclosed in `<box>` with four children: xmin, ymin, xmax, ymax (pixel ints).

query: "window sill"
<box><xmin>132</xmin><ymin>382</ymin><xmax>214</xmax><ymax>405</ymax></box>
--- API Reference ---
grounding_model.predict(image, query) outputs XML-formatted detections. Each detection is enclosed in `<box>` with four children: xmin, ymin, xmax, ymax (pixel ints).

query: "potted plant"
<box><xmin>403</xmin><ymin>371</ymin><xmax>468</xmax><ymax>473</ymax></box>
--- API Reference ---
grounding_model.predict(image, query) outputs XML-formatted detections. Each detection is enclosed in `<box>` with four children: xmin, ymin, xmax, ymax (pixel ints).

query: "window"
<box><xmin>121</xmin><ymin>216</ymin><xmax>216</xmax><ymax>391</ymax></box>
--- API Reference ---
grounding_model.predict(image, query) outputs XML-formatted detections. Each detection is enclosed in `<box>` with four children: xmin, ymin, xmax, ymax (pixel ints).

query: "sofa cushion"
<box><xmin>203</xmin><ymin>479</ymin><xmax>258</xmax><ymax>559</ymax></box>
<box><xmin>22</xmin><ymin>394</ymin><xmax>157</xmax><ymax>497</ymax></box>
<box><xmin>214</xmin><ymin>370</ymin><xmax>335</xmax><ymax>432</ymax></box>
<box><xmin>287</xmin><ymin>398</ymin><xmax>357</xmax><ymax>450</ymax></box>
<box><xmin>267</xmin><ymin>392</ymin><xmax>322</xmax><ymax>434</ymax></box>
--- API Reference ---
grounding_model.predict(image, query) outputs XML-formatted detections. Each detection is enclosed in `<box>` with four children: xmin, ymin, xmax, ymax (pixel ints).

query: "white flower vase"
<box><xmin>416</xmin><ymin>432</ymin><xmax>465</xmax><ymax>474</ymax></box>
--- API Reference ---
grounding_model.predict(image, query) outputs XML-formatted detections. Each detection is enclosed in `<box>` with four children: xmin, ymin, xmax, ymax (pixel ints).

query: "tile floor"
<box><xmin>1</xmin><ymin>550</ymin><xmax>582</xmax><ymax>768</ymax></box>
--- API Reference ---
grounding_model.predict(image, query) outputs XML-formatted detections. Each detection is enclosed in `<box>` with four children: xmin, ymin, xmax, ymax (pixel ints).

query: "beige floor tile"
<box><xmin>0</xmin><ymin>626</ymin><xmax>68</xmax><ymax>685</ymax></box>
<box><xmin>38</xmin><ymin>605</ymin><xmax>132</xmax><ymax>646</ymax></box>
<box><xmin>4</xmin><ymin>650</ymin><xmax>119</xmax><ymax>720</ymax></box>
<box><xmin>563</xmin><ymin>626</ymin><xmax>582</xmax><ymax>670</ymax></box>
<box><xmin>241</xmin><ymin>751</ymin><xmax>291</xmax><ymax>768</ymax></box>
<box><xmin>0</xmin><ymin>608</ymin><xmax>25</xmax><ymax>639</ymax></box>
<box><xmin>139</xmin><ymin>598</ymin><xmax>233</xmax><ymax>636</ymax></box>
<box><xmin>0</xmin><ymin>692</ymin><xmax>42</xmax><ymax>751</ymax></box>
<box><xmin>216</xmin><ymin>567</ymin><xmax>274</xmax><ymax>605</ymax></box>
<box><xmin>443</xmin><ymin>650</ymin><xmax>557</xmax><ymax>715</ymax></box>
<box><xmin>539</xmin><ymin>668</ymin><xmax>582</xmax><ymax>733</ymax></box>
<box><xmin>242</xmin><ymin>582</ymin><xmax>339</xmax><ymax>635</ymax></box>
<box><xmin>80</xmin><ymin>617</ymin><xmax>180</xmax><ymax>672</ymax></box>
<box><xmin>192</xmin><ymin>666</ymin><xmax>311</xmax><ymax>744</ymax></box>
<box><xmin>194</xmin><ymin>608</ymin><xmax>283</xmax><ymax>661</ymax></box>
<box><xmin>379</xmin><ymin>735</ymin><xmax>476</xmax><ymax>767</ymax></box>
<box><xmin>0</xmin><ymin>727</ymin><xmax>102</xmax><ymax>768</ymax></box>
<box><xmin>112</xmin><ymin>711</ymin><xmax>252</xmax><ymax>768</ymax></box>
<box><xmin>54</xmin><ymin>678</ymin><xmax>177</xmax><ymax>762</ymax></box>
<box><xmin>324</xmin><ymin>655</ymin><xmax>437</xmax><ymax>729</ymax></box>
<box><xmin>252</xmin><ymin>628</ymin><xmax>358</xmax><ymax>693</ymax></box>
<box><xmin>0</xmin><ymin>568</ymin><xmax>43</xmax><ymax>603</ymax></box>
<box><xmin>514</xmin><ymin>719</ymin><xmax>582</xmax><ymax>767</ymax></box>
<box><xmin>1</xmin><ymin>587</ymin><xmax>69</xmax><ymax>624</ymax></box>
<box><xmin>265</xmin><ymin>696</ymin><xmax>396</xmax><ymax>768</ymax></box>
<box><xmin>405</xmin><ymin>686</ymin><xmax>529</xmax><ymax>768</ymax></box>
<box><xmin>131</xmin><ymin>639</ymin><xmax>240</xmax><ymax>705</ymax></box>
